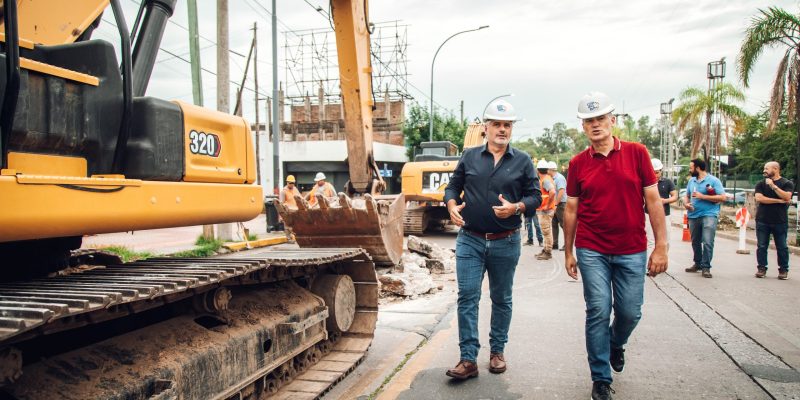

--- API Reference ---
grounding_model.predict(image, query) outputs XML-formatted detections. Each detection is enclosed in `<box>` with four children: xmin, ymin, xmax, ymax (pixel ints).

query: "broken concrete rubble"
<box><xmin>378</xmin><ymin>236</ymin><xmax>456</xmax><ymax>297</ymax></box>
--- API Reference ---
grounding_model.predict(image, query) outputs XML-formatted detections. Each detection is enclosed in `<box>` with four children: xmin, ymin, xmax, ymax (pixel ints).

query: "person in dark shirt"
<box><xmin>754</xmin><ymin>161</ymin><xmax>794</xmax><ymax>280</ymax></box>
<box><xmin>443</xmin><ymin>99</ymin><xmax>540</xmax><ymax>380</ymax></box>
<box><xmin>645</xmin><ymin>158</ymin><xmax>677</xmax><ymax>248</ymax></box>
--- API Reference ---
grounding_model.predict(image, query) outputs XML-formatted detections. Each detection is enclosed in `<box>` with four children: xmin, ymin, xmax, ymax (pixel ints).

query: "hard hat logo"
<box><xmin>587</xmin><ymin>101</ymin><xmax>599</xmax><ymax>111</ymax></box>
<box><xmin>483</xmin><ymin>99</ymin><xmax>520</xmax><ymax>122</ymax></box>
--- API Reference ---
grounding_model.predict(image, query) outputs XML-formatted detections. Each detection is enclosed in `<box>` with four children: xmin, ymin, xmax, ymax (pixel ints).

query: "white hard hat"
<box><xmin>547</xmin><ymin>161</ymin><xmax>557</xmax><ymax>170</ymax></box>
<box><xmin>577</xmin><ymin>91</ymin><xmax>615</xmax><ymax>119</ymax></box>
<box><xmin>536</xmin><ymin>159</ymin><xmax>549</xmax><ymax>169</ymax></box>
<box><xmin>314</xmin><ymin>172</ymin><xmax>326</xmax><ymax>182</ymax></box>
<box><xmin>651</xmin><ymin>158</ymin><xmax>664</xmax><ymax>171</ymax></box>
<box><xmin>483</xmin><ymin>99</ymin><xmax>520</xmax><ymax>122</ymax></box>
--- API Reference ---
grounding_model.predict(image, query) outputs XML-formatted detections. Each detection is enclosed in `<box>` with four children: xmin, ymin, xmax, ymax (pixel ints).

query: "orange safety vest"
<box><xmin>281</xmin><ymin>186</ymin><xmax>301</xmax><ymax>209</ymax></box>
<box><xmin>537</xmin><ymin>174</ymin><xmax>556</xmax><ymax>211</ymax></box>
<box><xmin>307</xmin><ymin>182</ymin><xmax>336</xmax><ymax>206</ymax></box>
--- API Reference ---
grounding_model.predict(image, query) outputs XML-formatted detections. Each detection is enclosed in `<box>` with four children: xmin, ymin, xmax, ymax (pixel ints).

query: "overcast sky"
<box><xmin>95</xmin><ymin>0</ymin><xmax>800</xmax><ymax>141</ymax></box>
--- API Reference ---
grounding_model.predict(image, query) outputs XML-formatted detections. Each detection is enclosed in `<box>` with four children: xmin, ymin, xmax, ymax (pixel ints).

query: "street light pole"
<box><xmin>660</xmin><ymin>98</ymin><xmax>674</xmax><ymax>180</ymax></box>
<box><xmin>429</xmin><ymin>25</ymin><xmax>489</xmax><ymax>142</ymax></box>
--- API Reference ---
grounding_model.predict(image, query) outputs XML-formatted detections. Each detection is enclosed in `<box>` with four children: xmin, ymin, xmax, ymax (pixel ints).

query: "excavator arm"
<box><xmin>331</xmin><ymin>0</ymin><xmax>385</xmax><ymax>195</ymax></box>
<box><xmin>275</xmin><ymin>0</ymin><xmax>405</xmax><ymax>266</ymax></box>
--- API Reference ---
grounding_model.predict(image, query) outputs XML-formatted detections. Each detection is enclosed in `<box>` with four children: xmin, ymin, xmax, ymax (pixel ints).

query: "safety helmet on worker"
<box><xmin>314</xmin><ymin>172</ymin><xmax>327</xmax><ymax>182</ymax></box>
<box><xmin>536</xmin><ymin>159</ymin><xmax>549</xmax><ymax>169</ymax></box>
<box><xmin>286</xmin><ymin>175</ymin><xmax>296</xmax><ymax>183</ymax></box>
<box><xmin>651</xmin><ymin>158</ymin><xmax>664</xmax><ymax>171</ymax></box>
<box><xmin>484</xmin><ymin>99</ymin><xmax>521</xmax><ymax>122</ymax></box>
<box><xmin>547</xmin><ymin>161</ymin><xmax>557</xmax><ymax>170</ymax></box>
<box><xmin>577</xmin><ymin>91</ymin><xmax>615</xmax><ymax>119</ymax></box>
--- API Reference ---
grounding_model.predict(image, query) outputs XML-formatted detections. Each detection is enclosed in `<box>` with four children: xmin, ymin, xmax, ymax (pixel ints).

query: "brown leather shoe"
<box><xmin>445</xmin><ymin>360</ymin><xmax>478</xmax><ymax>380</ymax></box>
<box><xmin>489</xmin><ymin>352</ymin><xmax>507</xmax><ymax>373</ymax></box>
<box><xmin>535</xmin><ymin>251</ymin><xmax>552</xmax><ymax>260</ymax></box>
<box><xmin>755</xmin><ymin>266</ymin><xmax>767</xmax><ymax>278</ymax></box>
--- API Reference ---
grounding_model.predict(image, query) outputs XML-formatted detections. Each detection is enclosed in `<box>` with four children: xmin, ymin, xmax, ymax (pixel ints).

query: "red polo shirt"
<box><xmin>566</xmin><ymin>137</ymin><xmax>657</xmax><ymax>255</ymax></box>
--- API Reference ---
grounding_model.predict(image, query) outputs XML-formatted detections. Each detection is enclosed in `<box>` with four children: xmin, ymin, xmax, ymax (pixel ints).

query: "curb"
<box><xmin>223</xmin><ymin>235</ymin><xmax>288</xmax><ymax>251</ymax></box>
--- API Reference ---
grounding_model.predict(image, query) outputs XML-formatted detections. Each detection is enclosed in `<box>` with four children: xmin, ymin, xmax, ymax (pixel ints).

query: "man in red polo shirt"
<box><xmin>563</xmin><ymin>91</ymin><xmax>668</xmax><ymax>400</ymax></box>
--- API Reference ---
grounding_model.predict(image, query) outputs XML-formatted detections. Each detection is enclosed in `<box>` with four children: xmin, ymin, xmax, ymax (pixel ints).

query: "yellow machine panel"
<box><xmin>7</xmin><ymin>152</ymin><xmax>87</xmax><ymax>177</ymax></box>
<box><xmin>177</xmin><ymin>101</ymin><xmax>257</xmax><ymax>184</ymax></box>
<box><xmin>1</xmin><ymin>0</ymin><xmax>109</xmax><ymax>45</ymax></box>
<box><xmin>0</xmin><ymin>173</ymin><xmax>262</xmax><ymax>242</ymax></box>
<box><xmin>401</xmin><ymin>160</ymin><xmax>457</xmax><ymax>202</ymax></box>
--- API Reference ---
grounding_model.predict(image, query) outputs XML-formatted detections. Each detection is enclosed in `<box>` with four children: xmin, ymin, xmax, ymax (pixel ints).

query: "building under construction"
<box><xmin>254</xmin><ymin>21</ymin><xmax>410</xmax><ymax>194</ymax></box>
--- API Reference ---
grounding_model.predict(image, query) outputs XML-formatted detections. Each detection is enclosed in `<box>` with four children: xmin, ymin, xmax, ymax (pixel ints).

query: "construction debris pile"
<box><xmin>378</xmin><ymin>236</ymin><xmax>455</xmax><ymax>297</ymax></box>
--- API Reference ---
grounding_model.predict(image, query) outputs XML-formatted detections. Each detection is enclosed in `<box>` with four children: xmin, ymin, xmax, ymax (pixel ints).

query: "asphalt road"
<box><xmin>325</xmin><ymin>221</ymin><xmax>800</xmax><ymax>400</ymax></box>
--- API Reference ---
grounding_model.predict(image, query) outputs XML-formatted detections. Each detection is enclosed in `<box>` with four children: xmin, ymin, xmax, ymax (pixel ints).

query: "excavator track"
<box><xmin>0</xmin><ymin>247</ymin><xmax>378</xmax><ymax>400</ymax></box>
<box><xmin>402</xmin><ymin>206</ymin><xmax>428</xmax><ymax>236</ymax></box>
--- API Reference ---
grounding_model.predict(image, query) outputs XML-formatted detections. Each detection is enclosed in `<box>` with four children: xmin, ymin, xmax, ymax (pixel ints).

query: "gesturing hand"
<box><xmin>492</xmin><ymin>194</ymin><xmax>517</xmax><ymax>219</ymax></box>
<box><xmin>449</xmin><ymin>202</ymin><xmax>466</xmax><ymax>227</ymax></box>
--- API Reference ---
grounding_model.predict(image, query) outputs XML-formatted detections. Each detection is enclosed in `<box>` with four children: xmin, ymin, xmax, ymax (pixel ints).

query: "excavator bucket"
<box><xmin>275</xmin><ymin>193</ymin><xmax>405</xmax><ymax>267</ymax></box>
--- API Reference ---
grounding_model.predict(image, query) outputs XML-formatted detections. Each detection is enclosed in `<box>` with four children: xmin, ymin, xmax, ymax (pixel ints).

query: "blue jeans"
<box><xmin>577</xmin><ymin>248</ymin><xmax>647</xmax><ymax>384</ymax></box>
<box><xmin>756</xmin><ymin>222</ymin><xmax>790</xmax><ymax>271</ymax></box>
<box><xmin>455</xmin><ymin>229</ymin><xmax>521</xmax><ymax>362</ymax></box>
<box><xmin>525</xmin><ymin>213</ymin><xmax>543</xmax><ymax>243</ymax></box>
<box><xmin>688</xmin><ymin>216</ymin><xmax>718</xmax><ymax>269</ymax></box>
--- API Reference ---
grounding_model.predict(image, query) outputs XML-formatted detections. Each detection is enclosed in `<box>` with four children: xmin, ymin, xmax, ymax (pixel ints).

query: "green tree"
<box><xmin>672</xmin><ymin>83</ymin><xmax>746</xmax><ymax>159</ymax></box>
<box><xmin>731</xmin><ymin>111</ymin><xmax>797</xmax><ymax>181</ymax></box>
<box><xmin>738</xmin><ymin>6</ymin><xmax>800</xmax><ymax>185</ymax></box>
<box><xmin>402</xmin><ymin>103</ymin><xmax>467</xmax><ymax>159</ymax></box>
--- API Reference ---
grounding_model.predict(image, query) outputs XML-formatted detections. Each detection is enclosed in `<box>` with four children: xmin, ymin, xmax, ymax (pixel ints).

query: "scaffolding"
<box><xmin>282</xmin><ymin>20</ymin><xmax>410</xmax><ymax>105</ymax></box>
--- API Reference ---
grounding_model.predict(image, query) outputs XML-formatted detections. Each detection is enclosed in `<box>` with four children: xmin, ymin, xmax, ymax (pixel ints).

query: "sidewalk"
<box><xmin>81</xmin><ymin>214</ymin><xmax>272</xmax><ymax>255</ymax></box>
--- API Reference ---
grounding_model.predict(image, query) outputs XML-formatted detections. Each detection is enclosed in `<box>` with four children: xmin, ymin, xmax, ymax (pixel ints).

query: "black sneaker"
<box><xmin>591</xmin><ymin>381</ymin><xmax>615</xmax><ymax>400</ymax></box>
<box><xmin>610</xmin><ymin>347</ymin><xmax>625</xmax><ymax>373</ymax></box>
<box><xmin>524</xmin><ymin>240</ymin><xmax>534</xmax><ymax>246</ymax></box>
<box><xmin>685</xmin><ymin>264</ymin><xmax>701</xmax><ymax>272</ymax></box>
<box><xmin>701</xmin><ymin>268</ymin><xmax>713</xmax><ymax>278</ymax></box>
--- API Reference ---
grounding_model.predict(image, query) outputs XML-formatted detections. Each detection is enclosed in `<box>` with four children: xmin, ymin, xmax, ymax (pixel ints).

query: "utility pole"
<box><xmin>216</xmin><ymin>0</ymin><xmax>233</xmax><ymax>241</ymax></box>
<box><xmin>660</xmin><ymin>99</ymin><xmax>674</xmax><ymax>181</ymax></box>
<box><xmin>707</xmin><ymin>58</ymin><xmax>726</xmax><ymax>176</ymax></box>
<box><xmin>459</xmin><ymin>100</ymin><xmax>464</xmax><ymax>125</ymax></box>
<box><xmin>188</xmin><ymin>0</ymin><xmax>213</xmax><ymax>240</ymax></box>
<box><xmin>252</xmin><ymin>22</ymin><xmax>261</xmax><ymax>186</ymax></box>
<box><xmin>271</xmin><ymin>0</ymin><xmax>280</xmax><ymax>194</ymax></box>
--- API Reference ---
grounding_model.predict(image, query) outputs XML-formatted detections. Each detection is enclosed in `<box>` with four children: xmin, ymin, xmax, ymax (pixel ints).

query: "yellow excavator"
<box><xmin>0</xmin><ymin>0</ymin><xmax>402</xmax><ymax>399</ymax></box>
<box><xmin>400</xmin><ymin>123</ymin><xmax>485</xmax><ymax>235</ymax></box>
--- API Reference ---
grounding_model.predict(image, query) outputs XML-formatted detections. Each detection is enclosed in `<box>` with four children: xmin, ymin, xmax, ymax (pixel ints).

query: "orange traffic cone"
<box><xmin>681</xmin><ymin>210</ymin><xmax>691</xmax><ymax>242</ymax></box>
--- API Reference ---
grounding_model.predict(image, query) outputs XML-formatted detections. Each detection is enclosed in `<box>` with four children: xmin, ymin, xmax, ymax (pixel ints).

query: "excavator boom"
<box><xmin>277</xmin><ymin>0</ymin><xmax>406</xmax><ymax>267</ymax></box>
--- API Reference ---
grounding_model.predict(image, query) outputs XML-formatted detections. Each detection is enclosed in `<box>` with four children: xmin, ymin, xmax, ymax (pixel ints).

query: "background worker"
<box><xmin>754</xmin><ymin>161</ymin><xmax>794</xmax><ymax>280</ymax></box>
<box><xmin>279</xmin><ymin>175</ymin><xmax>301</xmax><ymax>242</ymax></box>
<box><xmin>645</xmin><ymin>158</ymin><xmax>677</xmax><ymax>248</ymax></box>
<box><xmin>564</xmin><ymin>91</ymin><xmax>668</xmax><ymax>400</ymax></box>
<box><xmin>549</xmin><ymin>161</ymin><xmax>567</xmax><ymax>251</ymax></box>
<box><xmin>444</xmin><ymin>99</ymin><xmax>540</xmax><ymax>380</ymax></box>
<box><xmin>683</xmin><ymin>159</ymin><xmax>726</xmax><ymax>279</ymax></box>
<box><xmin>307</xmin><ymin>172</ymin><xmax>336</xmax><ymax>207</ymax></box>
<box><xmin>536</xmin><ymin>159</ymin><xmax>557</xmax><ymax>260</ymax></box>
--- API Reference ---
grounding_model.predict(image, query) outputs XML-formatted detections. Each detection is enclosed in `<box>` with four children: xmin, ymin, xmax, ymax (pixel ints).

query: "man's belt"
<box><xmin>464</xmin><ymin>228</ymin><xmax>519</xmax><ymax>241</ymax></box>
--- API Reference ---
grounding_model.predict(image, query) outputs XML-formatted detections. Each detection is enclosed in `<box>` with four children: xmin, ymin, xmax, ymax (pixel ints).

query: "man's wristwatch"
<box><xmin>514</xmin><ymin>202</ymin><xmax>522</xmax><ymax>215</ymax></box>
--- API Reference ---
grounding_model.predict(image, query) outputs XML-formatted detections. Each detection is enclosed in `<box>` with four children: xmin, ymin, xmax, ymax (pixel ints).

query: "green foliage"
<box><xmin>171</xmin><ymin>236</ymin><xmax>225</xmax><ymax>258</ymax></box>
<box><xmin>403</xmin><ymin>102</ymin><xmax>468</xmax><ymax>158</ymax></box>
<box><xmin>730</xmin><ymin>111</ymin><xmax>797</xmax><ymax>181</ymax></box>
<box><xmin>99</xmin><ymin>246</ymin><xmax>154</xmax><ymax>263</ymax></box>
<box><xmin>672</xmin><ymin>83</ymin><xmax>747</xmax><ymax>157</ymax></box>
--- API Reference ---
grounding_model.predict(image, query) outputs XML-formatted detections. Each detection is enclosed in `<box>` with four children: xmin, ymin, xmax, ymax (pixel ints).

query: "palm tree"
<box><xmin>672</xmin><ymin>83</ymin><xmax>746</xmax><ymax>159</ymax></box>
<box><xmin>738</xmin><ymin>6</ymin><xmax>800</xmax><ymax>185</ymax></box>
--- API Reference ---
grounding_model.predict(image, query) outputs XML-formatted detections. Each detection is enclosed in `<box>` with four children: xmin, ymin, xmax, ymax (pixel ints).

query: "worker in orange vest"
<box><xmin>279</xmin><ymin>175</ymin><xmax>301</xmax><ymax>242</ymax></box>
<box><xmin>536</xmin><ymin>159</ymin><xmax>557</xmax><ymax>260</ymax></box>
<box><xmin>307</xmin><ymin>172</ymin><xmax>336</xmax><ymax>207</ymax></box>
